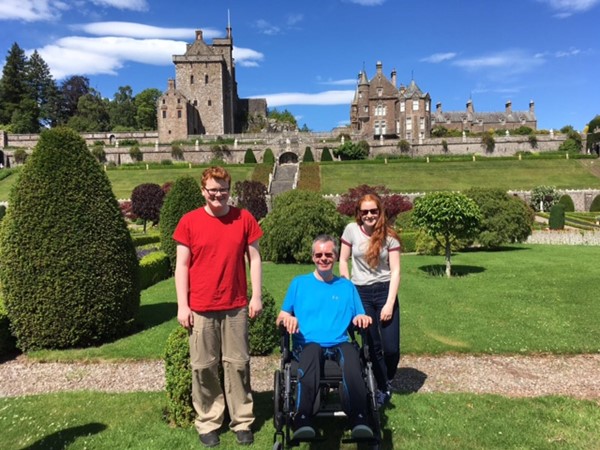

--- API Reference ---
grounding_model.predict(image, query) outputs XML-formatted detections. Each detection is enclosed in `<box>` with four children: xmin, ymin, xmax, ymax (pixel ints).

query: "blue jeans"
<box><xmin>356</xmin><ymin>282</ymin><xmax>400</xmax><ymax>390</ymax></box>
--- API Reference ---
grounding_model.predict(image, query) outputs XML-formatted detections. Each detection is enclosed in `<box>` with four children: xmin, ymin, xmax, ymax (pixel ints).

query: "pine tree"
<box><xmin>0</xmin><ymin>43</ymin><xmax>28</xmax><ymax>124</ymax></box>
<box><xmin>25</xmin><ymin>50</ymin><xmax>58</xmax><ymax>127</ymax></box>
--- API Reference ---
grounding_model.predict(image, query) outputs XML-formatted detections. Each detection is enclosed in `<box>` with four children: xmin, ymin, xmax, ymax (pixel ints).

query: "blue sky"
<box><xmin>1</xmin><ymin>0</ymin><xmax>598</xmax><ymax>132</ymax></box>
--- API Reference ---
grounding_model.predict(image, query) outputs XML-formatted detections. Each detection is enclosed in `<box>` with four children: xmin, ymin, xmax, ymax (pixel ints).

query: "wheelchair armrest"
<box><xmin>278</xmin><ymin>322</ymin><xmax>292</xmax><ymax>363</ymax></box>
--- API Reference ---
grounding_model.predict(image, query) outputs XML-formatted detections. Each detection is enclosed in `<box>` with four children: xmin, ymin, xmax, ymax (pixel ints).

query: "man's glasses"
<box><xmin>313</xmin><ymin>252</ymin><xmax>334</xmax><ymax>259</ymax></box>
<box><xmin>360</xmin><ymin>208</ymin><xmax>379</xmax><ymax>216</ymax></box>
<box><xmin>204</xmin><ymin>187</ymin><xmax>230</xmax><ymax>195</ymax></box>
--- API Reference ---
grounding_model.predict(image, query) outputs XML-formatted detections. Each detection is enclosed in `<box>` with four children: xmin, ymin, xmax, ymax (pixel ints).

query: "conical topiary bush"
<box><xmin>0</xmin><ymin>127</ymin><xmax>140</xmax><ymax>350</ymax></box>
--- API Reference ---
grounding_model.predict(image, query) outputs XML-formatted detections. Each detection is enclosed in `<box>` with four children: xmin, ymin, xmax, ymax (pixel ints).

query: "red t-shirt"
<box><xmin>173</xmin><ymin>206</ymin><xmax>263</xmax><ymax>312</ymax></box>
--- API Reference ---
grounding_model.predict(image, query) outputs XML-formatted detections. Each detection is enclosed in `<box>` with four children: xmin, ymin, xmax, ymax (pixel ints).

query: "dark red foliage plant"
<box><xmin>337</xmin><ymin>184</ymin><xmax>413</xmax><ymax>218</ymax></box>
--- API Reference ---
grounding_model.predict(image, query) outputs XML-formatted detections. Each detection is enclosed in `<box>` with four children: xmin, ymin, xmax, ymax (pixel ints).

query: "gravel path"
<box><xmin>1</xmin><ymin>353</ymin><xmax>599</xmax><ymax>401</ymax></box>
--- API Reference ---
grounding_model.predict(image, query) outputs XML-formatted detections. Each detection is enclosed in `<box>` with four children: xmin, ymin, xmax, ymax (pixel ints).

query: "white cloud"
<box><xmin>554</xmin><ymin>47</ymin><xmax>581</xmax><ymax>57</ymax></box>
<box><xmin>0</xmin><ymin>0</ymin><xmax>68</xmax><ymax>22</ymax></box>
<box><xmin>254</xmin><ymin>19</ymin><xmax>280</xmax><ymax>35</ymax></box>
<box><xmin>421</xmin><ymin>52</ymin><xmax>457</xmax><ymax>63</ymax></box>
<box><xmin>90</xmin><ymin>0</ymin><xmax>148</xmax><ymax>11</ymax></box>
<box><xmin>233</xmin><ymin>47</ymin><xmax>264</xmax><ymax>67</ymax></box>
<box><xmin>76</xmin><ymin>22</ymin><xmax>218</xmax><ymax>39</ymax></box>
<box><xmin>537</xmin><ymin>0</ymin><xmax>600</xmax><ymax>17</ymax></box>
<box><xmin>254</xmin><ymin>90</ymin><xmax>354</xmax><ymax>107</ymax></box>
<box><xmin>318</xmin><ymin>78</ymin><xmax>357</xmax><ymax>86</ymax></box>
<box><xmin>347</xmin><ymin>0</ymin><xmax>386</xmax><ymax>5</ymax></box>
<box><xmin>452</xmin><ymin>50</ymin><xmax>545</xmax><ymax>75</ymax></box>
<box><xmin>287</xmin><ymin>13</ymin><xmax>304</xmax><ymax>26</ymax></box>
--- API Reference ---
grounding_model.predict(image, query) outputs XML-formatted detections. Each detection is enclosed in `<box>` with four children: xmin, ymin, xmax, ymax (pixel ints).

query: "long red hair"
<box><xmin>354</xmin><ymin>194</ymin><xmax>400</xmax><ymax>268</ymax></box>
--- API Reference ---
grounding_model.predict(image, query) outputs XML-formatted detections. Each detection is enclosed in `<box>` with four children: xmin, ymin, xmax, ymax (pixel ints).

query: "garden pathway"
<box><xmin>1</xmin><ymin>353</ymin><xmax>599</xmax><ymax>402</ymax></box>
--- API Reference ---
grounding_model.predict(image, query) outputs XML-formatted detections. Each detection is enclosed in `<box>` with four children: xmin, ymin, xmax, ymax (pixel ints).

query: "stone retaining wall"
<box><xmin>526</xmin><ymin>230</ymin><xmax>600</xmax><ymax>245</ymax></box>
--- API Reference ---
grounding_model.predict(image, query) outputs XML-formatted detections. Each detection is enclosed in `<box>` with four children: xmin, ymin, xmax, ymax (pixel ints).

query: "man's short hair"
<box><xmin>201</xmin><ymin>166</ymin><xmax>231</xmax><ymax>188</ymax></box>
<box><xmin>312</xmin><ymin>234</ymin><xmax>339</xmax><ymax>255</ymax></box>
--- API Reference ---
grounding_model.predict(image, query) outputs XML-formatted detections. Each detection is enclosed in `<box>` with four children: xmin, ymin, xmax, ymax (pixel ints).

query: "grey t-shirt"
<box><xmin>341</xmin><ymin>222</ymin><xmax>401</xmax><ymax>286</ymax></box>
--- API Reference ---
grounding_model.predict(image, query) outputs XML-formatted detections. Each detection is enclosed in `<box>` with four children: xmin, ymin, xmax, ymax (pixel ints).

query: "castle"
<box><xmin>157</xmin><ymin>26</ymin><xmax>267</xmax><ymax>143</ymax></box>
<box><xmin>350</xmin><ymin>61</ymin><xmax>537</xmax><ymax>140</ymax></box>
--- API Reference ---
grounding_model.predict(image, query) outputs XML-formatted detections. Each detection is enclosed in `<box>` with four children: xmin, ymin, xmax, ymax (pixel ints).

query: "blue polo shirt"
<box><xmin>281</xmin><ymin>273</ymin><xmax>365</xmax><ymax>347</ymax></box>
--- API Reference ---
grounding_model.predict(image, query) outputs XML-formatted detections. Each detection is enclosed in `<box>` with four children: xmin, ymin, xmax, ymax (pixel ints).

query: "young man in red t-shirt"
<box><xmin>174</xmin><ymin>166</ymin><xmax>263</xmax><ymax>448</ymax></box>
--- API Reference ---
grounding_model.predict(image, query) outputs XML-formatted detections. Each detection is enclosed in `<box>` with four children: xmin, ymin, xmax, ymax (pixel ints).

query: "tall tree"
<box><xmin>67</xmin><ymin>91</ymin><xmax>110</xmax><ymax>132</ymax></box>
<box><xmin>11</xmin><ymin>98</ymin><xmax>40</xmax><ymax>133</ymax></box>
<box><xmin>109</xmin><ymin>85</ymin><xmax>137</xmax><ymax>130</ymax></box>
<box><xmin>0</xmin><ymin>43</ymin><xmax>28</xmax><ymax>124</ymax></box>
<box><xmin>25</xmin><ymin>50</ymin><xmax>58</xmax><ymax>127</ymax></box>
<box><xmin>134</xmin><ymin>88</ymin><xmax>161</xmax><ymax>130</ymax></box>
<box><xmin>57</xmin><ymin>75</ymin><xmax>90</xmax><ymax>125</ymax></box>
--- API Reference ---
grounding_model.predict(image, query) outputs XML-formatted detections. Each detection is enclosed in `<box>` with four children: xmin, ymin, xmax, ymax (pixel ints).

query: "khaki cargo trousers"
<box><xmin>190</xmin><ymin>307</ymin><xmax>254</xmax><ymax>435</ymax></box>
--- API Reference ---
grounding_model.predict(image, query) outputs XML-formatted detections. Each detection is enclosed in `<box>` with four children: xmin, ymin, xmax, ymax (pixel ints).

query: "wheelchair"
<box><xmin>272</xmin><ymin>324</ymin><xmax>382</xmax><ymax>449</ymax></box>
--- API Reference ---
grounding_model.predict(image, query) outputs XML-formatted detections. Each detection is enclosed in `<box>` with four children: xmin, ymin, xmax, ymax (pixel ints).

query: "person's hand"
<box><xmin>352</xmin><ymin>314</ymin><xmax>372</xmax><ymax>329</ymax></box>
<box><xmin>178</xmin><ymin>304</ymin><xmax>194</xmax><ymax>329</ymax></box>
<box><xmin>248</xmin><ymin>296</ymin><xmax>263</xmax><ymax>319</ymax></box>
<box><xmin>279</xmin><ymin>315</ymin><xmax>299</xmax><ymax>334</ymax></box>
<box><xmin>380</xmin><ymin>303</ymin><xmax>394</xmax><ymax>322</ymax></box>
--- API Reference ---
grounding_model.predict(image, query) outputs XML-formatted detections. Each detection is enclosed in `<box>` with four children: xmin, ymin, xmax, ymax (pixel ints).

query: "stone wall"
<box><xmin>526</xmin><ymin>230</ymin><xmax>600</xmax><ymax>245</ymax></box>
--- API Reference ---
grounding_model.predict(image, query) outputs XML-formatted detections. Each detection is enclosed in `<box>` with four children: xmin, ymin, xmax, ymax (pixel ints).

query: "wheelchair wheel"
<box><xmin>273</xmin><ymin>370</ymin><xmax>284</xmax><ymax>431</ymax></box>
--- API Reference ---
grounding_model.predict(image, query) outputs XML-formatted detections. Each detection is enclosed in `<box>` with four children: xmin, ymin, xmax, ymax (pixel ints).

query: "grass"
<box><xmin>320</xmin><ymin>159</ymin><xmax>600</xmax><ymax>194</ymax></box>
<box><xmin>1</xmin><ymin>391</ymin><xmax>598</xmax><ymax>449</ymax></box>
<box><xmin>0</xmin><ymin>164</ymin><xmax>256</xmax><ymax>201</ymax></box>
<box><xmin>2</xmin><ymin>158</ymin><xmax>600</xmax><ymax>201</ymax></box>
<box><xmin>27</xmin><ymin>245</ymin><xmax>600</xmax><ymax>362</ymax></box>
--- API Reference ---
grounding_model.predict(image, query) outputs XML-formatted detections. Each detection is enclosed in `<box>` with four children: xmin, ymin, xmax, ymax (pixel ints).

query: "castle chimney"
<box><xmin>195</xmin><ymin>30</ymin><xmax>203</xmax><ymax>41</ymax></box>
<box><xmin>436</xmin><ymin>102</ymin><xmax>442</xmax><ymax>113</ymax></box>
<box><xmin>376</xmin><ymin>61</ymin><xmax>383</xmax><ymax>75</ymax></box>
<box><xmin>529</xmin><ymin>100</ymin><xmax>535</xmax><ymax>114</ymax></box>
<box><xmin>505</xmin><ymin>100</ymin><xmax>512</xmax><ymax>114</ymax></box>
<box><xmin>466</xmin><ymin>99</ymin><xmax>474</xmax><ymax>114</ymax></box>
<box><xmin>391</xmin><ymin>69</ymin><xmax>397</xmax><ymax>87</ymax></box>
<box><xmin>168</xmin><ymin>79</ymin><xmax>176</xmax><ymax>90</ymax></box>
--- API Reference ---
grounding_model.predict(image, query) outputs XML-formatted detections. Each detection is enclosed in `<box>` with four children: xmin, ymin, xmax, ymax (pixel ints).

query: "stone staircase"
<box><xmin>269</xmin><ymin>163</ymin><xmax>298</xmax><ymax>196</ymax></box>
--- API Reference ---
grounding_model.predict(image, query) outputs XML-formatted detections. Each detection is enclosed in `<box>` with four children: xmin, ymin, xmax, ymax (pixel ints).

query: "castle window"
<box><xmin>375</xmin><ymin>105</ymin><xmax>386</xmax><ymax>116</ymax></box>
<box><xmin>177</xmin><ymin>98</ymin><xmax>181</xmax><ymax>104</ymax></box>
<box><xmin>191</xmin><ymin>75</ymin><xmax>194</xmax><ymax>84</ymax></box>
<box><xmin>396</xmin><ymin>120</ymin><xmax>400</xmax><ymax>134</ymax></box>
<box><xmin>177</xmin><ymin>110</ymin><xmax>182</xmax><ymax>119</ymax></box>
<box><xmin>425</xmin><ymin>101</ymin><xmax>430</xmax><ymax>112</ymax></box>
<box><xmin>364</xmin><ymin>106</ymin><xmax>368</xmax><ymax>113</ymax></box>
<box><xmin>208</xmin><ymin>100</ymin><xmax>212</xmax><ymax>106</ymax></box>
<box><xmin>193</xmin><ymin>100</ymin><xmax>198</xmax><ymax>106</ymax></box>
<box><xmin>162</xmin><ymin>99</ymin><xmax>165</xmax><ymax>104</ymax></box>
<box><xmin>412</xmin><ymin>100</ymin><xmax>419</xmax><ymax>111</ymax></box>
<box><xmin>205</xmin><ymin>75</ymin><xmax>209</xmax><ymax>84</ymax></box>
<box><xmin>400</xmin><ymin>102</ymin><xmax>405</xmax><ymax>112</ymax></box>
<box><xmin>162</xmin><ymin>111</ymin><xmax>166</xmax><ymax>119</ymax></box>
<box><xmin>406</xmin><ymin>117</ymin><xmax>412</xmax><ymax>131</ymax></box>
<box><xmin>420</xmin><ymin>117</ymin><xmax>425</xmax><ymax>130</ymax></box>
<box><xmin>377</xmin><ymin>88</ymin><xmax>383</xmax><ymax>97</ymax></box>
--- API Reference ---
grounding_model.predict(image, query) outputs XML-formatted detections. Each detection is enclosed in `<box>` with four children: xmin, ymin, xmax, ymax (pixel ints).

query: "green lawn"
<box><xmin>28</xmin><ymin>245</ymin><xmax>600</xmax><ymax>362</ymax></box>
<box><xmin>0</xmin><ymin>164</ymin><xmax>256</xmax><ymax>201</ymax></box>
<box><xmin>1</xmin><ymin>391</ymin><xmax>598</xmax><ymax>449</ymax></box>
<box><xmin>320</xmin><ymin>159</ymin><xmax>600</xmax><ymax>194</ymax></box>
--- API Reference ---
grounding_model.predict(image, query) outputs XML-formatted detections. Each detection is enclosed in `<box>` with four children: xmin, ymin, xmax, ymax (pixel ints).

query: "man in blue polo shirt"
<box><xmin>276</xmin><ymin>234</ymin><xmax>374</xmax><ymax>441</ymax></box>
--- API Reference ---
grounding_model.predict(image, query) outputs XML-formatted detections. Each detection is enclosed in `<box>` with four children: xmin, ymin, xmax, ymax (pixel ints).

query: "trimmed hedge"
<box><xmin>0</xmin><ymin>297</ymin><xmax>17</xmax><ymax>356</ymax></box>
<box><xmin>0</xmin><ymin>127</ymin><xmax>140</xmax><ymax>351</ymax></box>
<box><xmin>131</xmin><ymin>233</ymin><xmax>161</xmax><ymax>247</ymax></box>
<box><xmin>590</xmin><ymin>195</ymin><xmax>600</xmax><ymax>212</ymax></box>
<box><xmin>159</xmin><ymin>176</ymin><xmax>205</xmax><ymax>271</ymax></box>
<box><xmin>558</xmin><ymin>194</ymin><xmax>575</xmax><ymax>212</ymax></box>
<box><xmin>549</xmin><ymin>204</ymin><xmax>566</xmax><ymax>230</ymax></box>
<box><xmin>139</xmin><ymin>251</ymin><xmax>171</xmax><ymax>290</ymax></box>
<box><xmin>164</xmin><ymin>287</ymin><xmax>278</xmax><ymax>428</ymax></box>
<box><xmin>399</xmin><ymin>231</ymin><xmax>418</xmax><ymax>253</ymax></box>
<box><xmin>243</xmin><ymin>148</ymin><xmax>257</xmax><ymax>164</ymax></box>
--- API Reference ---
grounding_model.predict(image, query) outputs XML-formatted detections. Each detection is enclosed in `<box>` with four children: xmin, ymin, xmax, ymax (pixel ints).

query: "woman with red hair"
<box><xmin>339</xmin><ymin>193</ymin><xmax>401</xmax><ymax>406</ymax></box>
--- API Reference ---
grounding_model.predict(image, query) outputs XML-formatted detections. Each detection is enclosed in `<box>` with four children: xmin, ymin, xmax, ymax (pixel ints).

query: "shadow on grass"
<box><xmin>418</xmin><ymin>264</ymin><xmax>485</xmax><ymax>277</ymax></box>
<box><xmin>21</xmin><ymin>422</ymin><xmax>107</xmax><ymax>450</ymax></box>
<box><xmin>462</xmin><ymin>245</ymin><xmax>531</xmax><ymax>253</ymax></box>
<box><xmin>393</xmin><ymin>367</ymin><xmax>428</xmax><ymax>394</ymax></box>
<box><xmin>134</xmin><ymin>301</ymin><xmax>177</xmax><ymax>331</ymax></box>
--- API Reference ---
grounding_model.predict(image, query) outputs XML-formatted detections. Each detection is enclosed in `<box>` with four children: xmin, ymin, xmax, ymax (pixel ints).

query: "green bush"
<box><xmin>261</xmin><ymin>190</ymin><xmax>346</xmax><ymax>263</ymax></box>
<box><xmin>397</xmin><ymin>140</ymin><xmax>411</xmax><ymax>153</ymax></box>
<box><xmin>303</xmin><ymin>146</ymin><xmax>314</xmax><ymax>162</ymax></box>
<box><xmin>248</xmin><ymin>287</ymin><xmax>279</xmax><ymax>356</ymax></box>
<box><xmin>558</xmin><ymin>139</ymin><xmax>581</xmax><ymax>153</ymax></box>
<box><xmin>321</xmin><ymin>147</ymin><xmax>333</xmax><ymax>161</ymax></box>
<box><xmin>13</xmin><ymin>148</ymin><xmax>27</xmax><ymax>164</ymax></box>
<box><xmin>171</xmin><ymin>144</ymin><xmax>184</xmax><ymax>161</ymax></box>
<box><xmin>164</xmin><ymin>326</ymin><xmax>194</xmax><ymax>428</ymax></box>
<box><xmin>243</xmin><ymin>148</ymin><xmax>257</xmax><ymax>164</ymax></box>
<box><xmin>464</xmin><ymin>188</ymin><xmax>534</xmax><ymax>248</ymax></box>
<box><xmin>549</xmin><ymin>204</ymin><xmax>566</xmax><ymax>230</ymax></box>
<box><xmin>131</xmin><ymin>233</ymin><xmax>161</xmax><ymax>246</ymax></box>
<box><xmin>398</xmin><ymin>231</ymin><xmax>418</xmax><ymax>253</ymax></box>
<box><xmin>334</xmin><ymin>140</ymin><xmax>369</xmax><ymax>160</ymax></box>
<box><xmin>90</xmin><ymin>144</ymin><xmax>106</xmax><ymax>163</ymax></box>
<box><xmin>159</xmin><ymin>176</ymin><xmax>205</xmax><ymax>270</ymax></box>
<box><xmin>590</xmin><ymin>195</ymin><xmax>600</xmax><ymax>212</ymax></box>
<box><xmin>129</xmin><ymin>144</ymin><xmax>143</xmax><ymax>162</ymax></box>
<box><xmin>0</xmin><ymin>127</ymin><xmax>140</xmax><ymax>350</ymax></box>
<box><xmin>558</xmin><ymin>194</ymin><xmax>575</xmax><ymax>212</ymax></box>
<box><xmin>139</xmin><ymin>251</ymin><xmax>171</xmax><ymax>290</ymax></box>
<box><xmin>164</xmin><ymin>286</ymin><xmax>278</xmax><ymax>428</ymax></box>
<box><xmin>481</xmin><ymin>132</ymin><xmax>495</xmax><ymax>153</ymax></box>
<box><xmin>262</xmin><ymin>148</ymin><xmax>275</xmax><ymax>164</ymax></box>
<box><xmin>0</xmin><ymin>297</ymin><xmax>17</xmax><ymax>357</ymax></box>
